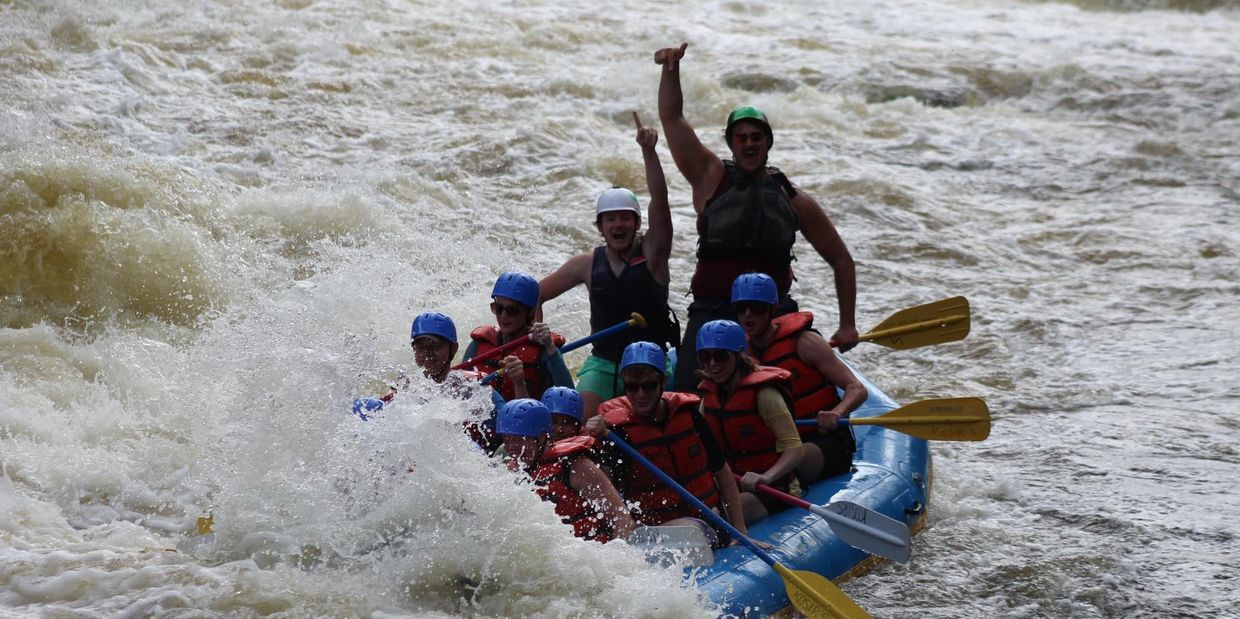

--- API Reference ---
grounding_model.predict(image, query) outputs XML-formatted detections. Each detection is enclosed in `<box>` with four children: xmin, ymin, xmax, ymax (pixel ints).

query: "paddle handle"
<box><xmin>734</xmin><ymin>473</ymin><xmax>812</xmax><ymax>510</ymax></box>
<box><xmin>607</xmin><ymin>431</ymin><xmax>778</xmax><ymax>568</ymax></box>
<box><xmin>450</xmin><ymin>334</ymin><xmax>532</xmax><ymax>371</ymax></box>
<box><xmin>795</xmin><ymin>419</ymin><xmax>851</xmax><ymax>428</ymax></box>
<box><xmin>478</xmin><ymin>314</ymin><xmax>646</xmax><ymax>385</ymax></box>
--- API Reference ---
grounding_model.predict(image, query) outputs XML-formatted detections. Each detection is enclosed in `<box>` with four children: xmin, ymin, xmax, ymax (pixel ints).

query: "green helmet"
<box><xmin>725</xmin><ymin>106</ymin><xmax>773</xmax><ymax>147</ymax></box>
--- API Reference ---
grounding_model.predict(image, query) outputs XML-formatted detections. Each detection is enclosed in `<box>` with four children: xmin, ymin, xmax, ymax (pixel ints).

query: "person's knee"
<box><xmin>740</xmin><ymin>492</ymin><xmax>769</xmax><ymax>524</ymax></box>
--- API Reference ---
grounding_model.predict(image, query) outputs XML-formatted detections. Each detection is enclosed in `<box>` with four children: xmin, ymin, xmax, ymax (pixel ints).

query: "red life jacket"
<box><xmin>750</xmin><ymin>312</ymin><xmax>841</xmax><ymax>438</ymax></box>
<box><xmin>468</xmin><ymin>326</ymin><xmax>566</xmax><ymax>400</ymax></box>
<box><xmin>698</xmin><ymin>366</ymin><xmax>796</xmax><ymax>489</ymax></box>
<box><xmin>530</xmin><ymin>436</ymin><xmax>613</xmax><ymax>543</ymax></box>
<box><xmin>599</xmin><ymin>392</ymin><xmax>719</xmax><ymax>526</ymax></box>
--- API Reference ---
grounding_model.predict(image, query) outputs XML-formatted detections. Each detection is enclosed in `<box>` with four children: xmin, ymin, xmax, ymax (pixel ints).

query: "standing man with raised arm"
<box><xmin>538</xmin><ymin>113</ymin><xmax>679</xmax><ymax>418</ymax></box>
<box><xmin>654</xmin><ymin>43</ymin><xmax>859</xmax><ymax>391</ymax></box>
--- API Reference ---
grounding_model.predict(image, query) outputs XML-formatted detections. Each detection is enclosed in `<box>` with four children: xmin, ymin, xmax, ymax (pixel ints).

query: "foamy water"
<box><xmin>3</xmin><ymin>0</ymin><xmax>1239</xmax><ymax>617</ymax></box>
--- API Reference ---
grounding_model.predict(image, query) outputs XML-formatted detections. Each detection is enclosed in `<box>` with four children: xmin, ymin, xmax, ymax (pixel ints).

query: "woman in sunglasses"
<box><xmin>463</xmin><ymin>271</ymin><xmax>575</xmax><ymax>402</ymax></box>
<box><xmin>695</xmin><ymin>320</ymin><xmax>804</xmax><ymax>524</ymax></box>
<box><xmin>585</xmin><ymin>341</ymin><xmax>749</xmax><ymax>547</ymax></box>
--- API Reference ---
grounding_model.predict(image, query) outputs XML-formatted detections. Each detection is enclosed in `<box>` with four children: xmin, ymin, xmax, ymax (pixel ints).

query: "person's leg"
<box><xmin>740</xmin><ymin>492</ymin><xmax>770</xmax><ymax>525</ymax></box>
<box><xmin>795</xmin><ymin>441</ymin><xmax>826</xmax><ymax>485</ymax></box>
<box><xmin>575</xmin><ymin>354</ymin><xmax>620</xmax><ymax>420</ymax></box>
<box><xmin>816</xmin><ymin>426</ymin><xmax>857</xmax><ymax>478</ymax></box>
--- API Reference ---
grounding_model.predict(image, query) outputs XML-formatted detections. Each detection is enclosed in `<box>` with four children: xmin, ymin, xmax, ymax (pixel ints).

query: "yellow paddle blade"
<box><xmin>774</xmin><ymin>562</ymin><xmax>873</xmax><ymax>619</ymax></box>
<box><xmin>859</xmin><ymin>296</ymin><xmax>970</xmax><ymax>350</ymax></box>
<box><xmin>853</xmin><ymin>397</ymin><xmax>991</xmax><ymax>441</ymax></box>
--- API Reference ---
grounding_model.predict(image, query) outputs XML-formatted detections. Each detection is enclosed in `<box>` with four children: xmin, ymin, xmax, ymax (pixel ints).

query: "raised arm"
<box><xmin>634</xmin><ymin>112</ymin><xmax>672</xmax><ymax>285</ymax></box>
<box><xmin>535</xmin><ymin>253</ymin><xmax>592</xmax><ymax>322</ymax></box>
<box><xmin>655</xmin><ymin>43</ymin><xmax>723</xmax><ymax>206</ymax></box>
<box><xmin>790</xmin><ymin>190</ymin><xmax>859</xmax><ymax>350</ymax></box>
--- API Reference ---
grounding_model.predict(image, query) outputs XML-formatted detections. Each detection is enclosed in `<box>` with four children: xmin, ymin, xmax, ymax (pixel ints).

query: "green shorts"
<box><xmin>576</xmin><ymin>352</ymin><xmax>676</xmax><ymax>399</ymax></box>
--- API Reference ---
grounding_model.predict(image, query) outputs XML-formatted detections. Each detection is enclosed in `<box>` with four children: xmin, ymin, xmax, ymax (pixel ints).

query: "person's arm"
<box><xmin>789</xmin><ymin>190</ymin><xmax>858</xmax><ymax>351</ymax></box>
<box><xmin>795</xmin><ymin>331</ymin><xmax>867</xmax><ymax>429</ymax></box>
<box><xmin>461</xmin><ymin>339</ymin><xmax>480</xmax><ymax>363</ymax></box>
<box><xmin>540</xmin><ymin>347</ymin><xmax>575</xmax><ymax>389</ymax></box>
<box><xmin>691</xmin><ymin>409</ymin><xmax>748</xmax><ymax>536</ymax></box>
<box><xmin>654</xmin><ymin>43</ymin><xmax>724</xmax><ymax>208</ymax></box>
<box><xmin>739</xmin><ymin>388</ymin><xmax>803</xmax><ymax>490</ymax></box>
<box><xmin>713</xmin><ymin>464</ymin><xmax>749</xmax><ymax>537</ymax></box>
<box><xmin>635</xmin><ymin>113</ymin><xmax>672</xmax><ymax>286</ymax></box>
<box><xmin>535</xmin><ymin>254</ymin><xmax>591</xmax><ymax>322</ymax></box>
<box><xmin>569</xmin><ymin>457</ymin><xmax>637</xmax><ymax>541</ymax></box>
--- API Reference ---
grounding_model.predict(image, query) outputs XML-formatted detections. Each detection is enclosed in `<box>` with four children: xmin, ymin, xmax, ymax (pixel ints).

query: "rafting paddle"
<box><xmin>832</xmin><ymin>296</ymin><xmax>971</xmax><ymax>350</ymax></box>
<box><xmin>797</xmin><ymin>397</ymin><xmax>991</xmax><ymax>441</ymax></box>
<box><xmin>607</xmin><ymin>431</ymin><xmax>873</xmax><ymax>619</ymax></box>
<box><xmin>733</xmin><ymin>474</ymin><xmax>911</xmax><ymax>563</ymax></box>
<box><xmin>480</xmin><ymin>313</ymin><xmax>646</xmax><ymax>385</ymax></box>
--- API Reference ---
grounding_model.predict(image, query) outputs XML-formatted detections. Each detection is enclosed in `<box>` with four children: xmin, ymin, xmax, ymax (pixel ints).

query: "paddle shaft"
<box><xmin>480</xmin><ymin>314</ymin><xmax>643</xmax><ymax>385</ymax></box>
<box><xmin>450</xmin><ymin>334</ymin><xmax>531</xmax><ymax>371</ymax></box>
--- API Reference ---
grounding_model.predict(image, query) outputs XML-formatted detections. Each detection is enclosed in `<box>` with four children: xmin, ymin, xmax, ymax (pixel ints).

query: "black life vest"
<box><xmin>691</xmin><ymin>162</ymin><xmax>798</xmax><ymax>299</ymax></box>
<box><xmin>588</xmin><ymin>243</ymin><xmax>679</xmax><ymax>360</ymax></box>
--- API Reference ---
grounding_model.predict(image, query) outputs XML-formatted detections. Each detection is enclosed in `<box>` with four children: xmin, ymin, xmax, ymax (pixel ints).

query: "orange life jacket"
<box><xmin>468</xmin><ymin>326</ymin><xmax>566</xmax><ymax>400</ymax></box>
<box><xmin>750</xmin><ymin>312</ymin><xmax>841</xmax><ymax>438</ymax></box>
<box><xmin>698</xmin><ymin>366</ymin><xmax>796</xmax><ymax>489</ymax></box>
<box><xmin>530</xmin><ymin>436</ymin><xmax>613</xmax><ymax>543</ymax></box>
<box><xmin>599</xmin><ymin>392</ymin><xmax>719</xmax><ymax>525</ymax></box>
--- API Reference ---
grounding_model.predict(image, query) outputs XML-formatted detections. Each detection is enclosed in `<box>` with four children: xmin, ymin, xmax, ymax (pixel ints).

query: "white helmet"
<box><xmin>596</xmin><ymin>187</ymin><xmax>640</xmax><ymax>217</ymax></box>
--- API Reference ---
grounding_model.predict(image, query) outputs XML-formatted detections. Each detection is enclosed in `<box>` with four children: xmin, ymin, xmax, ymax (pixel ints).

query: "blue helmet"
<box><xmin>496</xmin><ymin>398</ymin><xmax>551</xmax><ymax>437</ymax></box>
<box><xmin>541</xmin><ymin>387</ymin><xmax>584</xmax><ymax>423</ymax></box>
<box><xmin>696</xmin><ymin>320</ymin><xmax>747</xmax><ymax>353</ymax></box>
<box><xmin>491</xmin><ymin>271</ymin><xmax>540</xmax><ymax>309</ymax></box>
<box><xmin>731</xmin><ymin>273</ymin><xmax>778</xmax><ymax>305</ymax></box>
<box><xmin>411</xmin><ymin>312</ymin><xmax>457</xmax><ymax>343</ymax></box>
<box><xmin>620</xmin><ymin>341</ymin><xmax>666</xmax><ymax>376</ymax></box>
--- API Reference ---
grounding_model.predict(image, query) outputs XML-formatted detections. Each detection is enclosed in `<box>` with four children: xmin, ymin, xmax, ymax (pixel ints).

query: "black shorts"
<box><xmin>803</xmin><ymin>425</ymin><xmax>857</xmax><ymax>480</ymax></box>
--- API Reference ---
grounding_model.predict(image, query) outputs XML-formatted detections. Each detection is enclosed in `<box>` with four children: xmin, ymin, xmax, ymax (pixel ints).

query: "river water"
<box><xmin>2</xmin><ymin>0</ymin><xmax>1238</xmax><ymax>617</ymax></box>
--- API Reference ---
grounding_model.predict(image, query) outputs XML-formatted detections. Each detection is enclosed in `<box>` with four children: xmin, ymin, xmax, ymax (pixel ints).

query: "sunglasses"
<box><xmin>624</xmin><ymin>380</ymin><xmax>661</xmax><ymax>395</ymax></box>
<box><xmin>733</xmin><ymin>302</ymin><xmax>771</xmax><ymax>316</ymax></box>
<box><xmin>697</xmin><ymin>349</ymin><xmax>733</xmax><ymax>365</ymax></box>
<box><xmin>490</xmin><ymin>302</ymin><xmax>525</xmax><ymax>318</ymax></box>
